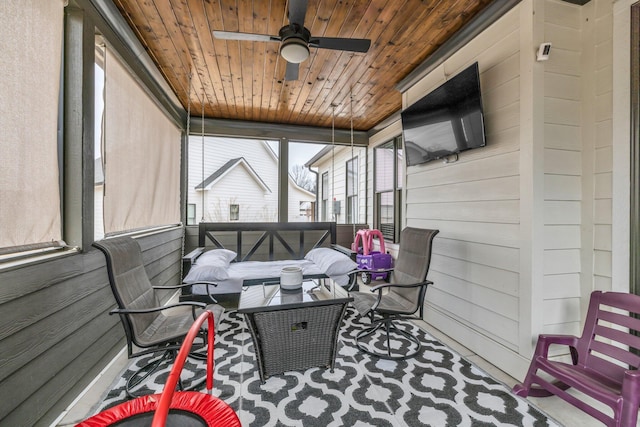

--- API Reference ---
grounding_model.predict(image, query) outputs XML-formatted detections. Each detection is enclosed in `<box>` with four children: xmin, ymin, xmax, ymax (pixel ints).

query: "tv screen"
<box><xmin>401</xmin><ymin>62</ymin><xmax>486</xmax><ymax>166</ymax></box>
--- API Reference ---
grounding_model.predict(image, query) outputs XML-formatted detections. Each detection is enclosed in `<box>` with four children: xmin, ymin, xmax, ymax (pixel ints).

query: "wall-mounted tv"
<box><xmin>401</xmin><ymin>62</ymin><xmax>486</xmax><ymax>167</ymax></box>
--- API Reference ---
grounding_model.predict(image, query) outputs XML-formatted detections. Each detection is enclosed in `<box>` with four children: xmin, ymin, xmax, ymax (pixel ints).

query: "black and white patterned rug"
<box><xmin>97</xmin><ymin>308</ymin><xmax>560</xmax><ymax>426</ymax></box>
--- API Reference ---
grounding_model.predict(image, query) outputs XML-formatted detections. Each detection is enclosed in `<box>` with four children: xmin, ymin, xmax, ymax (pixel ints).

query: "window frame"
<box><xmin>346</xmin><ymin>156</ymin><xmax>358</xmax><ymax>224</ymax></box>
<box><xmin>321</xmin><ymin>171</ymin><xmax>329</xmax><ymax>221</ymax></box>
<box><xmin>229</xmin><ymin>204</ymin><xmax>240</xmax><ymax>221</ymax></box>
<box><xmin>373</xmin><ymin>136</ymin><xmax>403</xmax><ymax>243</ymax></box>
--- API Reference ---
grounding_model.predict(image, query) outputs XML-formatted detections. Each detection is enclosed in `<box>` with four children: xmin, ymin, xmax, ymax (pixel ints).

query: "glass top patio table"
<box><xmin>237</xmin><ymin>279</ymin><xmax>353</xmax><ymax>314</ymax></box>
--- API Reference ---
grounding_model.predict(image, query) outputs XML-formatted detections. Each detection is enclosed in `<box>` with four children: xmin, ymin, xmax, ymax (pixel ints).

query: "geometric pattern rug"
<box><xmin>96</xmin><ymin>307</ymin><xmax>561</xmax><ymax>426</ymax></box>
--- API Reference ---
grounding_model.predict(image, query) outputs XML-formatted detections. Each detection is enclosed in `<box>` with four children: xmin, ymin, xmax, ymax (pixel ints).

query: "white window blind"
<box><xmin>102</xmin><ymin>49</ymin><xmax>181</xmax><ymax>234</ymax></box>
<box><xmin>0</xmin><ymin>0</ymin><xmax>64</xmax><ymax>252</ymax></box>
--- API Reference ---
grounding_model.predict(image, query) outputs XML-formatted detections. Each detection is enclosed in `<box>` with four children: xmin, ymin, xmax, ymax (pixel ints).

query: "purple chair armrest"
<box><xmin>534</xmin><ymin>334</ymin><xmax>579</xmax><ymax>360</ymax></box>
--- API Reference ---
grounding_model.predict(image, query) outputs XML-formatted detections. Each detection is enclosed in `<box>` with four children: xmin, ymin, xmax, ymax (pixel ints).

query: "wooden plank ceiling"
<box><xmin>112</xmin><ymin>0</ymin><xmax>494</xmax><ymax>131</ymax></box>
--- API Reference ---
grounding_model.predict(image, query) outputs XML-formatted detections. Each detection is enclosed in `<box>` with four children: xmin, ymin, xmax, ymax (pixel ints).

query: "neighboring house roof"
<box><xmin>195</xmin><ymin>157</ymin><xmax>271</xmax><ymax>192</ymax></box>
<box><xmin>288</xmin><ymin>174</ymin><xmax>315</xmax><ymax>199</ymax></box>
<box><xmin>305</xmin><ymin>145</ymin><xmax>336</xmax><ymax>167</ymax></box>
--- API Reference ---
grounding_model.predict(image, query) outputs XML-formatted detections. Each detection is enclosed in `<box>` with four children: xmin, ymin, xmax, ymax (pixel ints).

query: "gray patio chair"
<box><xmin>351</xmin><ymin>227</ymin><xmax>438</xmax><ymax>360</ymax></box>
<box><xmin>94</xmin><ymin>236</ymin><xmax>224</xmax><ymax>398</ymax></box>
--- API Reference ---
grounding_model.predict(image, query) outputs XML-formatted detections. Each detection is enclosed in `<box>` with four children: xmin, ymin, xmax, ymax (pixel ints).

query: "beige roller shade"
<box><xmin>0</xmin><ymin>0</ymin><xmax>64</xmax><ymax>251</ymax></box>
<box><xmin>102</xmin><ymin>49</ymin><xmax>181</xmax><ymax>234</ymax></box>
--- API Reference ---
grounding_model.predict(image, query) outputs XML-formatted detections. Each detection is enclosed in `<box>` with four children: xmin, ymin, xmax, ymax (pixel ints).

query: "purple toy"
<box><xmin>351</xmin><ymin>229</ymin><xmax>393</xmax><ymax>285</ymax></box>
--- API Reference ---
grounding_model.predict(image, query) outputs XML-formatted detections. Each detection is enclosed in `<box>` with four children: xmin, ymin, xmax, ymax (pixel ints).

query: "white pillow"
<box><xmin>183</xmin><ymin>264</ymin><xmax>229</xmax><ymax>283</ymax></box>
<box><xmin>183</xmin><ymin>249</ymin><xmax>237</xmax><ymax>283</ymax></box>
<box><xmin>304</xmin><ymin>247</ymin><xmax>357</xmax><ymax>276</ymax></box>
<box><xmin>196</xmin><ymin>248</ymin><xmax>237</xmax><ymax>265</ymax></box>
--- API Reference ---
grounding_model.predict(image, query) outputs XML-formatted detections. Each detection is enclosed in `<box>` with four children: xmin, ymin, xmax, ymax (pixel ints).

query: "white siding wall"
<box><xmin>402</xmin><ymin>5</ymin><xmax>523</xmax><ymax>364</ymax></box>
<box><xmin>288</xmin><ymin>180</ymin><xmax>315</xmax><ymax>222</ymax></box>
<box><xmin>390</xmin><ymin>0</ymin><xmax>617</xmax><ymax>379</ymax></box>
<box><xmin>589</xmin><ymin>0</ymin><xmax>614</xmax><ymax>294</ymax></box>
<box><xmin>314</xmin><ymin>145</ymin><xmax>367</xmax><ymax>224</ymax></box>
<box><xmin>542</xmin><ymin>0</ymin><xmax>583</xmax><ymax>337</ymax></box>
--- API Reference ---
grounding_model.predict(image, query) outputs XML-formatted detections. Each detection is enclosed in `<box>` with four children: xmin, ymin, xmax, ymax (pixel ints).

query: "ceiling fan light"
<box><xmin>280</xmin><ymin>38</ymin><xmax>309</xmax><ymax>64</ymax></box>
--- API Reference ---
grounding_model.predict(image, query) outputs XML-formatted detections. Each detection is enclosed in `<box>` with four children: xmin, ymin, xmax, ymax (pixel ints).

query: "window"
<box><xmin>374</xmin><ymin>137</ymin><xmax>403</xmax><ymax>242</ymax></box>
<box><xmin>1</xmin><ymin>1</ymin><xmax>64</xmax><ymax>256</ymax></box>
<box><xmin>321</xmin><ymin>172</ymin><xmax>329</xmax><ymax>221</ymax></box>
<box><xmin>188</xmin><ymin>136</ymin><xmax>278</xmax><ymax>223</ymax></box>
<box><xmin>230</xmin><ymin>204</ymin><xmax>240</xmax><ymax>221</ymax></box>
<box><xmin>346</xmin><ymin>157</ymin><xmax>358</xmax><ymax>223</ymax></box>
<box><xmin>187</xmin><ymin>204</ymin><xmax>196</xmax><ymax>225</ymax></box>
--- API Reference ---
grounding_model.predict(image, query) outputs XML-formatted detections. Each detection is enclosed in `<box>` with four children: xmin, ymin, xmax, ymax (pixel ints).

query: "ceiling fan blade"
<box><xmin>285</xmin><ymin>62</ymin><xmax>299</xmax><ymax>81</ymax></box>
<box><xmin>212</xmin><ymin>30</ymin><xmax>279</xmax><ymax>43</ymax></box>
<box><xmin>309</xmin><ymin>37</ymin><xmax>371</xmax><ymax>53</ymax></box>
<box><xmin>288</xmin><ymin>0</ymin><xmax>309</xmax><ymax>27</ymax></box>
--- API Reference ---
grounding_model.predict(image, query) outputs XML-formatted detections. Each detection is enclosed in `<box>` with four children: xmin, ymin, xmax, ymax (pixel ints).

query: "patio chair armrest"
<box><xmin>369</xmin><ymin>280</ymin><xmax>433</xmax><ymax>293</ymax></box>
<box><xmin>152</xmin><ymin>283</ymin><xmax>196</xmax><ymax>290</ymax></box>
<box><xmin>182</xmin><ymin>247</ymin><xmax>205</xmax><ymax>279</ymax></box>
<box><xmin>534</xmin><ymin>334</ymin><xmax>579</xmax><ymax>360</ymax></box>
<box><xmin>109</xmin><ymin>301</ymin><xmax>207</xmax><ymax>315</ymax></box>
<box><xmin>181</xmin><ymin>280</ymin><xmax>218</xmax><ymax>286</ymax></box>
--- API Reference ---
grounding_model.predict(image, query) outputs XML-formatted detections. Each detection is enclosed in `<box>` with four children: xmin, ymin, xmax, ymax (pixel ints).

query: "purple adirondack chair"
<box><xmin>513</xmin><ymin>290</ymin><xmax>640</xmax><ymax>427</ymax></box>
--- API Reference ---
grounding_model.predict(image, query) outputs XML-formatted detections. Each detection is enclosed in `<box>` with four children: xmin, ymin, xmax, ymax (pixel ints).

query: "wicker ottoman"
<box><xmin>238</xmin><ymin>279</ymin><xmax>352</xmax><ymax>383</ymax></box>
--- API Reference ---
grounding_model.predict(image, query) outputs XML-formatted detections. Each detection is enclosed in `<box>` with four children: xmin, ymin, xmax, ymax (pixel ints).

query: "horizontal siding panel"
<box><xmin>430</xmin><ymin>253</ymin><xmax>519</xmax><ymax>296</ymax></box>
<box><xmin>544</xmin><ymin>123</ymin><xmax>581</xmax><ymax>150</ymax></box>
<box><xmin>544</xmin><ymin>97</ymin><xmax>581</xmax><ymax>126</ymax></box>
<box><xmin>594</xmin><ymin>275</ymin><xmax>612</xmax><ymax>292</ymax></box>
<box><xmin>544</xmin><ymin>225</ymin><xmax>581</xmax><ymax>249</ymax></box>
<box><xmin>594</xmin><ymin>250</ymin><xmax>612</xmax><ymax>277</ymax></box>
<box><xmin>595</xmin><ymin>147</ymin><xmax>613</xmax><ymax>173</ymax></box>
<box><xmin>595</xmin><ymin>120</ymin><xmax>613</xmax><ymax>148</ymax></box>
<box><xmin>545</xmin><ymin>0</ymin><xmax>581</xmax><ymax>29</ymax></box>
<box><xmin>594</xmin><ymin>199</ymin><xmax>612</xmax><ymax>224</ymax></box>
<box><xmin>427</xmin><ymin>287</ymin><xmax>519</xmax><ymax>349</ymax></box>
<box><xmin>544</xmin><ymin>175</ymin><xmax>582</xmax><ymax>200</ymax></box>
<box><xmin>484</xmin><ymin>101</ymin><xmax>520</xmax><ymax>134</ymax></box>
<box><xmin>0</xmin><ymin>283</ymin><xmax>114</xmax><ymax>397</ymax></box>
<box><xmin>429</xmin><ymin>271</ymin><xmax>518</xmax><ymax>320</ymax></box>
<box><xmin>0</xmin><ymin>265</ymin><xmax>107</xmax><ymax>343</ymax></box>
<box><xmin>482</xmin><ymin>75</ymin><xmax>519</xmax><ymax>111</ymax></box>
<box><xmin>482</xmin><ymin>51</ymin><xmax>520</xmax><ymax>91</ymax></box>
<box><xmin>544</xmin><ymin>200</ymin><xmax>581</xmax><ymax>224</ymax></box>
<box><xmin>434</xmin><ymin>237</ymin><xmax>519</xmax><ymax>272</ymax></box>
<box><xmin>0</xmin><ymin>252</ymin><xmax>104</xmax><ymax>304</ymax></box>
<box><xmin>594</xmin><ymin>224</ymin><xmax>612</xmax><ymax>251</ymax></box>
<box><xmin>544</xmin><ymin>148</ymin><xmax>581</xmax><ymax>175</ymax></box>
<box><xmin>542</xmin><ymin>297</ymin><xmax>581</xmax><ymax>325</ymax></box>
<box><xmin>543</xmin><ymin>273</ymin><xmax>581</xmax><ymax>299</ymax></box>
<box><xmin>445</xmin><ymin>8</ymin><xmax>520</xmax><ymax>76</ymax></box>
<box><xmin>545</xmin><ymin>48</ymin><xmax>582</xmax><ymax>77</ymax></box>
<box><xmin>407</xmin><ymin>150</ymin><xmax>519</xmax><ymax>188</ymax></box>
<box><xmin>406</xmin><ymin>200</ymin><xmax>518</xmax><ymax>224</ymax></box>
<box><xmin>544</xmin><ymin>72</ymin><xmax>581</xmax><ymax>101</ymax></box>
<box><xmin>594</xmin><ymin>172</ymin><xmax>612</xmax><ymax>199</ymax></box>
<box><xmin>544</xmin><ymin>22</ymin><xmax>581</xmax><ymax>51</ymax></box>
<box><xmin>407</xmin><ymin>176</ymin><xmax>519</xmax><ymax>203</ymax></box>
<box><xmin>595</xmin><ymin>39</ymin><xmax>613</xmax><ymax>71</ymax></box>
<box><xmin>544</xmin><ymin>249</ymin><xmax>581</xmax><ymax>274</ymax></box>
<box><xmin>596</xmin><ymin>92</ymin><xmax>613</xmax><ymax>122</ymax></box>
<box><xmin>543</xmin><ymin>321</ymin><xmax>581</xmax><ymax>337</ymax></box>
<box><xmin>595</xmin><ymin>64</ymin><xmax>613</xmax><ymax>96</ymax></box>
<box><xmin>408</xmin><ymin>219</ymin><xmax>520</xmax><ymax>248</ymax></box>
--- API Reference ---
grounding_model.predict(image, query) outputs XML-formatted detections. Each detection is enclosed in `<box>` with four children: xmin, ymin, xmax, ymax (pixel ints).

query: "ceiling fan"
<box><xmin>212</xmin><ymin>0</ymin><xmax>371</xmax><ymax>81</ymax></box>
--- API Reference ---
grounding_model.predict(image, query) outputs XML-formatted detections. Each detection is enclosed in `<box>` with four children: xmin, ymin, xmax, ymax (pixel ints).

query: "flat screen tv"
<box><xmin>401</xmin><ymin>62</ymin><xmax>486</xmax><ymax>166</ymax></box>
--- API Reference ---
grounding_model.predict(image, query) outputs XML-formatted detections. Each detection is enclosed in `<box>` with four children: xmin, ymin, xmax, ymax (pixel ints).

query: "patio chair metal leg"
<box><xmin>126</xmin><ymin>350</ymin><xmax>173</xmax><ymax>398</ymax></box>
<box><xmin>355</xmin><ymin>315</ymin><xmax>422</xmax><ymax>361</ymax></box>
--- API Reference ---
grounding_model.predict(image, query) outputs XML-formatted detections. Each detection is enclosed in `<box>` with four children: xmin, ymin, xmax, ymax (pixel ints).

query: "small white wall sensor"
<box><xmin>536</xmin><ymin>43</ymin><xmax>552</xmax><ymax>61</ymax></box>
